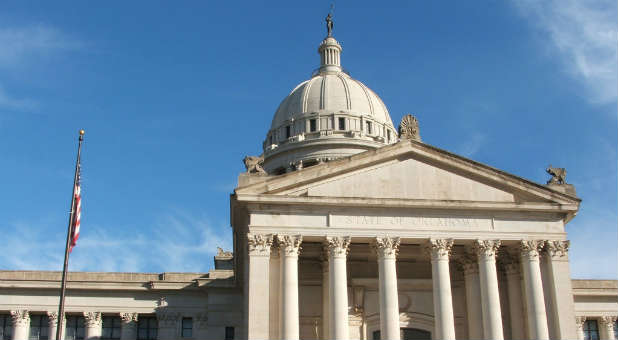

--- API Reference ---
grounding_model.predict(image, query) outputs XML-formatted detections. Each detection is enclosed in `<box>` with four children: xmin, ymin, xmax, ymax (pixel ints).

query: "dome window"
<box><xmin>338</xmin><ymin>117</ymin><xmax>346</xmax><ymax>131</ymax></box>
<box><xmin>387</xmin><ymin>130</ymin><xmax>391</xmax><ymax>142</ymax></box>
<box><xmin>366</xmin><ymin>121</ymin><xmax>373</xmax><ymax>135</ymax></box>
<box><xmin>285</xmin><ymin>125</ymin><xmax>291</xmax><ymax>139</ymax></box>
<box><xmin>310</xmin><ymin>119</ymin><xmax>317</xmax><ymax>132</ymax></box>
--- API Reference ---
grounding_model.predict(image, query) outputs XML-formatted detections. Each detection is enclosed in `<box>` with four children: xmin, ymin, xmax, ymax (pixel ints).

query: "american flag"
<box><xmin>69</xmin><ymin>164</ymin><xmax>81</xmax><ymax>253</ymax></box>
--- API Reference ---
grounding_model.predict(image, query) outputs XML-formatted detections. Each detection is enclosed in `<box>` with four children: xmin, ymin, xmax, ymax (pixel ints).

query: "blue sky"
<box><xmin>0</xmin><ymin>1</ymin><xmax>616</xmax><ymax>278</ymax></box>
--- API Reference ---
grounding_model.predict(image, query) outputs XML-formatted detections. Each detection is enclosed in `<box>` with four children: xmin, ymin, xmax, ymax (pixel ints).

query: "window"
<box><xmin>224</xmin><ymin>326</ymin><xmax>234</xmax><ymax>340</ymax></box>
<box><xmin>366</xmin><ymin>121</ymin><xmax>372</xmax><ymax>134</ymax></box>
<box><xmin>401</xmin><ymin>328</ymin><xmax>431</xmax><ymax>340</ymax></box>
<box><xmin>309</xmin><ymin>119</ymin><xmax>317</xmax><ymax>132</ymax></box>
<box><xmin>29</xmin><ymin>314</ymin><xmax>49</xmax><ymax>340</ymax></box>
<box><xmin>1</xmin><ymin>314</ymin><xmax>12</xmax><ymax>340</ymax></box>
<box><xmin>372</xmin><ymin>330</ymin><xmax>380</xmax><ymax>340</ymax></box>
<box><xmin>181</xmin><ymin>317</ymin><xmax>192</xmax><ymax>338</ymax></box>
<box><xmin>338</xmin><ymin>117</ymin><xmax>345</xmax><ymax>130</ymax></box>
<box><xmin>614</xmin><ymin>319</ymin><xmax>618</xmax><ymax>340</ymax></box>
<box><xmin>269</xmin><ymin>135</ymin><xmax>273</xmax><ymax>145</ymax></box>
<box><xmin>65</xmin><ymin>316</ymin><xmax>85</xmax><ymax>340</ymax></box>
<box><xmin>285</xmin><ymin>126</ymin><xmax>291</xmax><ymax>139</ymax></box>
<box><xmin>101</xmin><ymin>316</ymin><xmax>121</xmax><ymax>340</ymax></box>
<box><xmin>387</xmin><ymin>130</ymin><xmax>391</xmax><ymax>142</ymax></box>
<box><xmin>137</xmin><ymin>317</ymin><xmax>157</xmax><ymax>340</ymax></box>
<box><xmin>583</xmin><ymin>320</ymin><xmax>599</xmax><ymax>340</ymax></box>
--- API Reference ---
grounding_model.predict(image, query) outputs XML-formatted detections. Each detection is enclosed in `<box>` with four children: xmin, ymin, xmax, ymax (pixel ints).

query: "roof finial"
<box><xmin>325</xmin><ymin>5</ymin><xmax>334</xmax><ymax>37</ymax></box>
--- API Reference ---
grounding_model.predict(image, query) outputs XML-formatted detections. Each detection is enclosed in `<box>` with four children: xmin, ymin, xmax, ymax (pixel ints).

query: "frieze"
<box><xmin>331</xmin><ymin>214</ymin><xmax>491</xmax><ymax>230</ymax></box>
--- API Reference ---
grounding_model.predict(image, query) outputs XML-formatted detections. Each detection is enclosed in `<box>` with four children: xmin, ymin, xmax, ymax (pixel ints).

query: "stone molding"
<box><xmin>473</xmin><ymin>239</ymin><xmax>501</xmax><ymax>259</ymax></box>
<box><xmin>155</xmin><ymin>311</ymin><xmax>181</xmax><ymax>328</ymax></box>
<box><xmin>83</xmin><ymin>312</ymin><xmax>102</xmax><ymax>328</ymax></box>
<box><xmin>247</xmin><ymin>233</ymin><xmax>273</xmax><ymax>256</ymax></box>
<box><xmin>520</xmin><ymin>240</ymin><xmax>544</xmax><ymax>260</ymax></box>
<box><xmin>276</xmin><ymin>234</ymin><xmax>302</xmax><ymax>256</ymax></box>
<box><xmin>120</xmin><ymin>312</ymin><xmax>138</xmax><ymax>325</ymax></box>
<box><xmin>545</xmin><ymin>240</ymin><xmax>570</xmax><ymax>260</ymax></box>
<box><xmin>373</xmin><ymin>236</ymin><xmax>401</xmax><ymax>258</ymax></box>
<box><xmin>326</xmin><ymin>236</ymin><xmax>351</xmax><ymax>258</ymax></box>
<box><xmin>10</xmin><ymin>310</ymin><xmax>29</xmax><ymax>326</ymax></box>
<box><xmin>426</xmin><ymin>238</ymin><xmax>453</xmax><ymax>261</ymax></box>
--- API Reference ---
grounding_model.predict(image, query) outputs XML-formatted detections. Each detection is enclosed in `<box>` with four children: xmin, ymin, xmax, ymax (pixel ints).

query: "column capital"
<box><xmin>46</xmin><ymin>311</ymin><xmax>59</xmax><ymax>326</ymax></box>
<box><xmin>83</xmin><ymin>312</ymin><xmax>102</xmax><ymax>328</ymax></box>
<box><xmin>247</xmin><ymin>233</ymin><xmax>273</xmax><ymax>256</ymax></box>
<box><xmin>326</xmin><ymin>236</ymin><xmax>351</xmax><ymax>258</ymax></box>
<box><xmin>600</xmin><ymin>315</ymin><xmax>618</xmax><ymax>330</ymax></box>
<box><xmin>545</xmin><ymin>240</ymin><xmax>570</xmax><ymax>260</ymax></box>
<box><xmin>520</xmin><ymin>240</ymin><xmax>544</xmax><ymax>260</ymax></box>
<box><xmin>277</xmin><ymin>234</ymin><xmax>302</xmax><ymax>256</ymax></box>
<box><xmin>120</xmin><ymin>312</ymin><xmax>138</xmax><ymax>324</ymax></box>
<box><xmin>10</xmin><ymin>310</ymin><xmax>29</xmax><ymax>326</ymax></box>
<box><xmin>499</xmin><ymin>251</ymin><xmax>520</xmax><ymax>276</ymax></box>
<box><xmin>373</xmin><ymin>236</ymin><xmax>400</xmax><ymax>259</ymax></box>
<box><xmin>426</xmin><ymin>238</ymin><xmax>453</xmax><ymax>261</ymax></box>
<box><xmin>473</xmin><ymin>239</ymin><xmax>501</xmax><ymax>259</ymax></box>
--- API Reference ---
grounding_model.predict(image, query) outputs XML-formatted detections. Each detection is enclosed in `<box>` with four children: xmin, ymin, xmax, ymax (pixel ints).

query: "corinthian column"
<box><xmin>474</xmin><ymin>240</ymin><xmax>504</xmax><ymax>340</ymax></box>
<box><xmin>247</xmin><ymin>233</ymin><xmax>273</xmax><ymax>340</ymax></box>
<box><xmin>278</xmin><ymin>234</ymin><xmax>302</xmax><ymax>340</ymax></box>
<box><xmin>427</xmin><ymin>239</ymin><xmax>456</xmax><ymax>340</ymax></box>
<box><xmin>120</xmin><ymin>313</ymin><xmax>138</xmax><ymax>340</ymax></box>
<box><xmin>374</xmin><ymin>236</ymin><xmax>401</xmax><ymax>340</ymax></box>
<box><xmin>600</xmin><ymin>316</ymin><xmax>617</xmax><ymax>340</ymax></box>
<box><xmin>321</xmin><ymin>250</ymin><xmax>330</xmax><ymax>340</ymax></box>
<box><xmin>326</xmin><ymin>236</ymin><xmax>351</xmax><ymax>340</ymax></box>
<box><xmin>502</xmin><ymin>253</ymin><xmax>525</xmax><ymax>340</ymax></box>
<box><xmin>520</xmin><ymin>240</ymin><xmax>549</xmax><ymax>340</ymax></box>
<box><xmin>544</xmin><ymin>240</ymin><xmax>578</xmax><ymax>339</ymax></box>
<box><xmin>10</xmin><ymin>310</ymin><xmax>29</xmax><ymax>340</ymax></box>
<box><xmin>575</xmin><ymin>316</ymin><xmax>586</xmax><ymax>340</ymax></box>
<box><xmin>461</xmin><ymin>254</ymin><xmax>483</xmax><ymax>340</ymax></box>
<box><xmin>47</xmin><ymin>312</ymin><xmax>59</xmax><ymax>340</ymax></box>
<box><xmin>84</xmin><ymin>312</ymin><xmax>102</xmax><ymax>340</ymax></box>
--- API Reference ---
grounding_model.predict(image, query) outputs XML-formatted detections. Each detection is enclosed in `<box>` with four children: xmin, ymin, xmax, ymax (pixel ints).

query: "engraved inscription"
<box><xmin>332</xmin><ymin>214</ymin><xmax>491</xmax><ymax>230</ymax></box>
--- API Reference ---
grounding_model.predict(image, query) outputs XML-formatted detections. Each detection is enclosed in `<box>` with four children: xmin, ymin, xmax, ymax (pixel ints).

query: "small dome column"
<box><xmin>318</xmin><ymin>37</ymin><xmax>342</xmax><ymax>73</ymax></box>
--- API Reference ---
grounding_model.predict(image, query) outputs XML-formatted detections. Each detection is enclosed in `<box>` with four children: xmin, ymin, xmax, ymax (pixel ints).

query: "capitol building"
<box><xmin>1</xmin><ymin>21</ymin><xmax>617</xmax><ymax>340</ymax></box>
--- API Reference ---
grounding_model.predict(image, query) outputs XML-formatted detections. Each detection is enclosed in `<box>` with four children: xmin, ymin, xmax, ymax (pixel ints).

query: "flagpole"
<box><xmin>56</xmin><ymin>129</ymin><xmax>84</xmax><ymax>340</ymax></box>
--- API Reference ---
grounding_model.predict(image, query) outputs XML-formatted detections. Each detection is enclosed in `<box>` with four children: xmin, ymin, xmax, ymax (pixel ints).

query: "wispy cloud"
<box><xmin>0</xmin><ymin>210</ymin><xmax>232</xmax><ymax>273</ymax></box>
<box><xmin>512</xmin><ymin>0</ymin><xmax>617</xmax><ymax>105</ymax></box>
<box><xmin>0</xmin><ymin>85</ymin><xmax>37</xmax><ymax>111</ymax></box>
<box><xmin>456</xmin><ymin>133</ymin><xmax>485</xmax><ymax>158</ymax></box>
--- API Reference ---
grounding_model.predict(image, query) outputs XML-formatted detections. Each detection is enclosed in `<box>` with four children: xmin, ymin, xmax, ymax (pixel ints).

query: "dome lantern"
<box><xmin>318</xmin><ymin>37</ymin><xmax>342</xmax><ymax>74</ymax></box>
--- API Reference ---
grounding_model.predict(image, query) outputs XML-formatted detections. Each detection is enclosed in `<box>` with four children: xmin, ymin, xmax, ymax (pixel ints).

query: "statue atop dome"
<box><xmin>326</xmin><ymin>13</ymin><xmax>334</xmax><ymax>37</ymax></box>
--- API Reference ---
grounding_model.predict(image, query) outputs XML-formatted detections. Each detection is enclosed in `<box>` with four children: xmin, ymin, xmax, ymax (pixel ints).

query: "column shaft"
<box><xmin>462</xmin><ymin>257</ymin><xmax>483</xmax><ymax>340</ymax></box>
<box><xmin>504</xmin><ymin>261</ymin><xmax>525</xmax><ymax>340</ymax></box>
<box><xmin>545</xmin><ymin>240</ymin><xmax>578</xmax><ymax>339</ymax></box>
<box><xmin>375</xmin><ymin>237</ymin><xmax>401</xmax><ymax>340</ymax></box>
<box><xmin>520</xmin><ymin>240</ymin><xmax>549</xmax><ymax>340</ymax></box>
<box><xmin>575</xmin><ymin>316</ymin><xmax>586</xmax><ymax>340</ymax></box>
<box><xmin>428</xmin><ymin>239</ymin><xmax>456</xmax><ymax>340</ymax></box>
<box><xmin>327</xmin><ymin>236</ymin><xmax>351</xmax><ymax>340</ymax></box>
<box><xmin>10</xmin><ymin>310</ymin><xmax>29</xmax><ymax>340</ymax></box>
<box><xmin>600</xmin><ymin>316</ymin><xmax>617</xmax><ymax>340</ymax></box>
<box><xmin>47</xmin><ymin>312</ymin><xmax>59</xmax><ymax>340</ymax></box>
<box><xmin>321</xmin><ymin>258</ymin><xmax>330</xmax><ymax>340</ymax></box>
<box><xmin>247</xmin><ymin>233</ymin><xmax>273</xmax><ymax>340</ymax></box>
<box><xmin>278</xmin><ymin>234</ymin><xmax>302</xmax><ymax>340</ymax></box>
<box><xmin>475</xmin><ymin>240</ymin><xmax>504</xmax><ymax>340</ymax></box>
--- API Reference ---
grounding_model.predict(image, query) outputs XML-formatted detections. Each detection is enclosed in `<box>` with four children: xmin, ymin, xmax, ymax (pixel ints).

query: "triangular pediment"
<box><xmin>235</xmin><ymin>140</ymin><xmax>580</xmax><ymax>210</ymax></box>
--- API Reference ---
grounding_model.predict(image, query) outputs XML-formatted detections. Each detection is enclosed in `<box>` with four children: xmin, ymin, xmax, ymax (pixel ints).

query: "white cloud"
<box><xmin>0</xmin><ymin>85</ymin><xmax>37</xmax><ymax>110</ymax></box>
<box><xmin>456</xmin><ymin>133</ymin><xmax>485</xmax><ymax>158</ymax></box>
<box><xmin>0</xmin><ymin>210</ymin><xmax>233</xmax><ymax>273</ymax></box>
<box><xmin>512</xmin><ymin>0</ymin><xmax>618</xmax><ymax>104</ymax></box>
<box><xmin>0</xmin><ymin>24</ymin><xmax>81</xmax><ymax>67</ymax></box>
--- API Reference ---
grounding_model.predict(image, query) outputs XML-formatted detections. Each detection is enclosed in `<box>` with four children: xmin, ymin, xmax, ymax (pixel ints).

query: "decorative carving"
<box><xmin>546</xmin><ymin>165</ymin><xmax>567</xmax><ymax>184</ymax></box>
<box><xmin>398</xmin><ymin>114</ymin><xmax>421</xmax><ymax>142</ymax></box>
<box><xmin>243</xmin><ymin>155</ymin><xmax>266</xmax><ymax>174</ymax></box>
<box><xmin>600</xmin><ymin>316</ymin><xmax>618</xmax><ymax>332</ymax></box>
<box><xmin>575</xmin><ymin>316</ymin><xmax>587</xmax><ymax>332</ymax></box>
<box><xmin>473</xmin><ymin>239</ymin><xmax>501</xmax><ymax>259</ymax></box>
<box><xmin>520</xmin><ymin>240</ymin><xmax>545</xmax><ymax>260</ymax></box>
<box><xmin>373</xmin><ymin>236</ymin><xmax>401</xmax><ymax>258</ymax></box>
<box><xmin>326</xmin><ymin>236</ymin><xmax>351</xmax><ymax>257</ymax></box>
<box><xmin>216</xmin><ymin>247</ymin><xmax>233</xmax><ymax>258</ymax></box>
<box><xmin>276</xmin><ymin>234</ymin><xmax>302</xmax><ymax>256</ymax></box>
<box><xmin>545</xmin><ymin>240</ymin><xmax>570</xmax><ymax>259</ymax></box>
<box><xmin>10</xmin><ymin>310</ymin><xmax>29</xmax><ymax>326</ymax></box>
<box><xmin>499</xmin><ymin>250</ymin><xmax>520</xmax><ymax>276</ymax></box>
<box><xmin>83</xmin><ymin>312</ymin><xmax>102</xmax><ymax>328</ymax></box>
<box><xmin>155</xmin><ymin>311</ymin><xmax>181</xmax><ymax>328</ymax></box>
<box><xmin>195</xmin><ymin>312</ymin><xmax>208</xmax><ymax>329</ymax></box>
<box><xmin>157</xmin><ymin>296</ymin><xmax>168</xmax><ymax>308</ymax></box>
<box><xmin>247</xmin><ymin>233</ymin><xmax>273</xmax><ymax>256</ymax></box>
<box><xmin>426</xmin><ymin>238</ymin><xmax>453</xmax><ymax>261</ymax></box>
<box><xmin>46</xmin><ymin>311</ymin><xmax>59</xmax><ymax>326</ymax></box>
<box><xmin>120</xmin><ymin>313</ymin><xmax>138</xmax><ymax>324</ymax></box>
<box><xmin>459</xmin><ymin>252</ymin><xmax>479</xmax><ymax>275</ymax></box>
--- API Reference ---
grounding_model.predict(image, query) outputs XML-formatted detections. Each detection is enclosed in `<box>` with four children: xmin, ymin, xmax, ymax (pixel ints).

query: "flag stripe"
<box><xmin>69</xmin><ymin>166</ymin><xmax>81</xmax><ymax>253</ymax></box>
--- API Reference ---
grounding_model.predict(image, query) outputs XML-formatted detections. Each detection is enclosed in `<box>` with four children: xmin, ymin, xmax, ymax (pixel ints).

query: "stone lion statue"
<box><xmin>546</xmin><ymin>165</ymin><xmax>566</xmax><ymax>184</ymax></box>
<box><xmin>243</xmin><ymin>155</ymin><xmax>266</xmax><ymax>174</ymax></box>
<box><xmin>398</xmin><ymin>114</ymin><xmax>421</xmax><ymax>142</ymax></box>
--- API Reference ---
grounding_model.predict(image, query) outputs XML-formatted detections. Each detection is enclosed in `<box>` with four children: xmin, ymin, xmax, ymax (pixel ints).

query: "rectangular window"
<box><xmin>65</xmin><ymin>316</ymin><xmax>85</xmax><ymax>340</ymax></box>
<box><xmin>372</xmin><ymin>330</ymin><xmax>380</xmax><ymax>340</ymax></box>
<box><xmin>224</xmin><ymin>326</ymin><xmax>234</xmax><ymax>340</ymax></box>
<box><xmin>309</xmin><ymin>119</ymin><xmax>317</xmax><ymax>132</ymax></box>
<box><xmin>338</xmin><ymin>117</ymin><xmax>345</xmax><ymax>130</ymax></box>
<box><xmin>285</xmin><ymin>125</ymin><xmax>291</xmax><ymax>139</ymax></box>
<box><xmin>101</xmin><ymin>316</ymin><xmax>121</xmax><ymax>340</ymax></box>
<box><xmin>0</xmin><ymin>314</ymin><xmax>11</xmax><ymax>340</ymax></box>
<box><xmin>181</xmin><ymin>317</ymin><xmax>192</xmax><ymax>338</ymax></box>
<box><xmin>583</xmin><ymin>320</ymin><xmax>599</xmax><ymax>340</ymax></box>
<box><xmin>387</xmin><ymin>130</ymin><xmax>391</xmax><ymax>142</ymax></box>
<box><xmin>366</xmin><ymin>121</ymin><xmax>372</xmax><ymax>135</ymax></box>
<box><xmin>29</xmin><ymin>314</ymin><xmax>49</xmax><ymax>340</ymax></box>
<box><xmin>137</xmin><ymin>317</ymin><xmax>157</xmax><ymax>340</ymax></box>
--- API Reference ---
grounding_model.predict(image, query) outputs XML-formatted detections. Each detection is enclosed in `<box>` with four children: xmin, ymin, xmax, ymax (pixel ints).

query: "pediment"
<box><xmin>235</xmin><ymin>140</ymin><xmax>580</xmax><ymax>210</ymax></box>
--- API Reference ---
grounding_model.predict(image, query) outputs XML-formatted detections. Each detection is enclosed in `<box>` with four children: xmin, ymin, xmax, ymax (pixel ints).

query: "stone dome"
<box><xmin>262</xmin><ymin>35</ymin><xmax>397</xmax><ymax>174</ymax></box>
